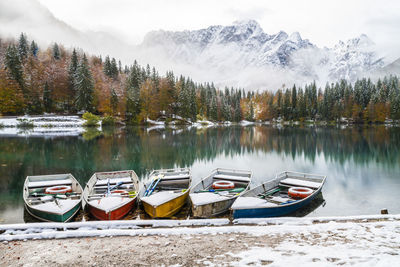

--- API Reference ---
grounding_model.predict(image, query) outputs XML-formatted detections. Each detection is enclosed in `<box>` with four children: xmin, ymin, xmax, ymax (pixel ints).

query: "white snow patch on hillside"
<box><xmin>0</xmin><ymin>115</ymin><xmax>85</xmax><ymax>136</ymax></box>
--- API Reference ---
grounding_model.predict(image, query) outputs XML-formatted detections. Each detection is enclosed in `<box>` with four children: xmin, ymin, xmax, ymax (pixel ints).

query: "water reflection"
<box><xmin>0</xmin><ymin>125</ymin><xmax>400</xmax><ymax>223</ymax></box>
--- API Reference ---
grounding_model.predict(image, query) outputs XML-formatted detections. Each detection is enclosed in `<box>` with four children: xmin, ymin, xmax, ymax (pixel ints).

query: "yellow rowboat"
<box><xmin>141</xmin><ymin>168</ymin><xmax>191</xmax><ymax>218</ymax></box>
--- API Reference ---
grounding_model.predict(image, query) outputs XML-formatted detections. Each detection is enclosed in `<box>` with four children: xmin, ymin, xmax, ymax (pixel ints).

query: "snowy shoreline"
<box><xmin>1</xmin><ymin>115</ymin><xmax>398</xmax><ymax>137</ymax></box>
<box><xmin>0</xmin><ymin>115</ymin><xmax>86</xmax><ymax>137</ymax></box>
<box><xmin>1</xmin><ymin>214</ymin><xmax>399</xmax><ymax>266</ymax></box>
<box><xmin>1</xmin><ymin>214</ymin><xmax>399</xmax><ymax>242</ymax></box>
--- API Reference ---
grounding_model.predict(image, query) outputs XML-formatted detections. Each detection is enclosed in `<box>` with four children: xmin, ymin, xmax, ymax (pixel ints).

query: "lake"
<box><xmin>1</xmin><ymin>125</ymin><xmax>399</xmax><ymax>224</ymax></box>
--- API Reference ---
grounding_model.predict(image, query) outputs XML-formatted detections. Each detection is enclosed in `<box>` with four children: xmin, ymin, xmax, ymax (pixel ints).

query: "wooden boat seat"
<box><xmin>213</xmin><ymin>174</ymin><xmax>251</xmax><ymax>182</ymax></box>
<box><xmin>161</xmin><ymin>174</ymin><xmax>190</xmax><ymax>180</ymax></box>
<box><xmin>28</xmin><ymin>179</ymin><xmax>72</xmax><ymax>188</ymax></box>
<box><xmin>279</xmin><ymin>178</ymin><xmax>321</xmax><ymax>189</ymax></box>
<box><xmin>94</xmin><ymin>177</ymin><xmax>132</xmax><ymax>186</ymax></box>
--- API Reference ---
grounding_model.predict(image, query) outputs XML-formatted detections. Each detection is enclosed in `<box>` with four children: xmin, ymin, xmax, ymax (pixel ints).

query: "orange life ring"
<box><xmin>45</xmin><ymin>185</ymin><xmax>72</xmax><ymax>194</ymax></box>
<box><xmin>288</xmin><ymin>187</ymin><xmax>313</xmax><ymax>199</ymax></box>
<box><xmin>212</xmin><ymin>181</ymin><xmax>235</xmax><ymax>189</ymax></box>
<box><xmin>111</xmin><ymin>190</ymin><xmax>128</xmax><ymax>195</ymax></box>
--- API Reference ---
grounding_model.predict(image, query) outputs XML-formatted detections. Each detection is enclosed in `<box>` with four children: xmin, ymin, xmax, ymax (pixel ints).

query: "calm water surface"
<box><xmin>1</xmin><ymin>125</ymin><xmax>399</xmax><ymax>224</ymax></box>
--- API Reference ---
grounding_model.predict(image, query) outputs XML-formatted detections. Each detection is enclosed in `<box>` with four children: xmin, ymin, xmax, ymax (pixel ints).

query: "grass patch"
<box><xmin>16</xmin><ymin>118</ymin><xmax>34</xmax><ymax>128</ymax></box>
<box><xmin>82</xmin><ymin>112</ymin><xmax>100</xmax><ymax>127</ymax></box>
<box><xmin>101</xmin><ymin>116</ymin><xmax>115</xmax><ymax>126</ymax></box>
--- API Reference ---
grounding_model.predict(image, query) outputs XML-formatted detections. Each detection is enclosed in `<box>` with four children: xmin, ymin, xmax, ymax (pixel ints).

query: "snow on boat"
<box><xmin>83</xmin><ymin>170</ymin><xmax>140</xmax><ymax>220</ymax></box>
<box><xmin>23</xmin><ymin>174</ymin><xmax>83</xmax><ymax>222</ymax></box>
<box><xmin>231</xmin><ymin>171</ymin><xmax>326</xmax><ymax>218</ymax></box>
<box><xmin>189</xmin><ymin>168</ymin><xmax>252</xmax><ymax>218</ymax></box>
<box><xmin>141</xmin><ymin>168</ymin><xmax>191</xmax><ymax>218</ymax></box>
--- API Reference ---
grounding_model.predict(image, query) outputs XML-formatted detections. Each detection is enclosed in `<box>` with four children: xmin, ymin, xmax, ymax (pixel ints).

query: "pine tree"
<box><xmin>210</xmin><ymin>95</ymin><xmax>218</xmax><ymax>121</ymax></box>
<box><xmin>110</xmin><ymin>88</ymin><xmax>118</xmax><ymax>115</ymax></box>
<box><xmin>18</xmin><ymin>33</ymin><xmax>28</xmax><ymax>61</ymax></box>
<box><xmin>111</xmin><ymin>58</ymin><xmax>118</xmax><ymax>79</ymax></box>
<box><xmin>52</xmin><ymin>43</ymin><xmax>60</xmax><ymax>60</ymax></box>
<box><xmin>75</xmin><ymin>54</ymin><xmax>94</xmax><ymax>112</ymax></box>
<box><xmin>67</xmin><ymin>49</ymin><xmax>79</xmax><ymax>111</ymax></box>
<box><xmin>283</xmin><ymin>89</ymin><xmax>291</xmax><ymax>120</ymax></box>
<box><xmin>5</xmin><ymin>44</ymin><xmax>25</xmax><ymax>94</ymax></box>
<box><xmin>188</xmin><ymin>82</ymin><xmax>197</xmax><ymax>121</ymax></box>
<box><xmin>30</xmin><ymin>40</ymin><xmax>38</xmax><ymax>57</ymax></box>
<box><xmin>234</xmin><ymin>92</ymin><xmax>242</xmax><ymax>122</ymax></box>
<box><xmin>125</xmin><ymin>65</ymin><xmax>141</xmax><ymax>123</ymax></box>
<box><xmin>291</xmin><ymin>85</ymin><xmax>297</xmax><ymax>119</ymax></box>
<box><xmin>103</xmin><ymin>56</ymin><xmax>111</xmax><ymax>77</ymax></box>
<box><xmin>43</xmin><ymin>81</ymin><xmax>52</xmax><ymax>113</ymax></box>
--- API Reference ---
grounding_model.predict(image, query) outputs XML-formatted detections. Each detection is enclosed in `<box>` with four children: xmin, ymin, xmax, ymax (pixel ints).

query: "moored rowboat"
<box><xmin>189</xmin><ymin>168</ymin><xmax>252</xmax><ymax>218</ymax></box>
<box><xmin>83</xmin><ymin>170</ymin><xmax>140</xmax><ymax>220</ymax></box>
<box><xmin>23</xmin><ymin>174</ymin><xmax>83</xmax><ymax>222</ymax></box>
<box><xmin>231</xmin><ymin>171</ymin><xmax>326</xmax><ymax>218</ymax></box>
<box><xmin>141</xmin><ymin>168</ymin><xmax>191</xmax><ymax>218</ymax></box>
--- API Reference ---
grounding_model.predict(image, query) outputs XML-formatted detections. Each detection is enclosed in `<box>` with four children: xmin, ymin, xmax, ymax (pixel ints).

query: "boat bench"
<box><xmin>213</xmin><ymin>174</ymin><xmax>251</xmax><ymax>183</ymax></box>
<box><xmin>160</xmin><ymin>174</ymin><xmax>190</xmax><ymax>180</ymax></box>
<box><xmin>279</xmin><ymin>178</ymin><xmax>321</xmax><ymax>189</ymax></box>
<box><xmin>95</xmin><ymin>177</ymin><xmax>132</xmax><ymax>186</ymax></box>
<box><xmin>28</xmin><ymin>179</ymin><xmax>72</xmax><ymax>188</ymax></box>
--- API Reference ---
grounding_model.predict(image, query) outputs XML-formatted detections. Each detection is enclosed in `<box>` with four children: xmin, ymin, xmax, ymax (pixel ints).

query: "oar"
<box><xmin>258</xmin><ymin>188</ymin><xmax>280</xmax><ymax>199</ymax></box>
<box><xmin>109</xmin><ymin>181</ymin><xmax>124</xmax><ymax>191</ymax></box>
<box><xmin>147</xmin><ymin>177</ymin><xmax>162</xmax><ymax>196</ymax></box>
<box><xmin>144</xmin><ymin>179</ymin><xmax>156</xmax><ymax>196</ymax></box>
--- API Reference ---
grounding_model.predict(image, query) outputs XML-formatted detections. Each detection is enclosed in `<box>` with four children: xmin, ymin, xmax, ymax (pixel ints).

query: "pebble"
<box><xmin>228</xmin><ymin>238</ymin><xmax>235</xmax><ymax>242</ymax></box>
<box><xmin>2</xmin><ymin>241</ymin><xmax>8</xmax><ymax>244</ymax></box>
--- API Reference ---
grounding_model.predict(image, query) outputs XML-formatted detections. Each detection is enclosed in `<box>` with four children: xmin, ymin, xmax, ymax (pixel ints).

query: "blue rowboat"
<box><xmin>231</xmin><ymin>171</ymin><xmax>326</xmax><ymax>219</ymax></box>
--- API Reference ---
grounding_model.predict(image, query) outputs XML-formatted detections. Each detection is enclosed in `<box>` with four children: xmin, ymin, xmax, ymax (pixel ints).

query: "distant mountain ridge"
<box><xmin>1</xmin><ymin>1</ymin><xmax>398</xmax><ymax>90</ymax></box>
<box><xmin>139</xmin><ymin>20</ymin><xmax>390</xmax><ymax>89</ymax></box>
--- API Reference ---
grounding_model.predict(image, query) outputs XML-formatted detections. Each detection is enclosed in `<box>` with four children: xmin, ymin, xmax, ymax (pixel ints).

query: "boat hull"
<box><xmin>191</xmin><ymin>197</ymin><xmax>237</xmax><ymax>218</ymax></box>
<box><xmin>143</xmin><ymin>191</ymin><xmax>189</xmax><ymax>218</ymax></box>
<box><xmin>88</xmin><ymin>198</ymin><xmax>136</xmax><ymax>220</ymax></box>
<box><xmin>232</xmin><ymin>190</ymin><xmax>319</xmax><ymax>219</ymax></box>
<box><xmin>24</xmin><ymin>202</ymin><xmax>81</xmax><ymax>222</ymax></box>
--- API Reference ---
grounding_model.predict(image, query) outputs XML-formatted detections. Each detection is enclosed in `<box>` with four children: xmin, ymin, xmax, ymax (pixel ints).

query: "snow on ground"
<box><xmin>0</xmin><ymin>115</ymin><xmax>86</xmax><ymax>137</ymax></box>
<box><xmin>1</xmin><ymin>214</ymin><xmax>399</xmax><ymax>241</ymax></box>
<box><xmin>240</xmin><ymin>120</ymin><xmax>255</xmax><ymax>126</ymax></box>
<box><xmin>0</xmin><ymin>215</ymin><xmax>399</xmax><ymax>266</ymax></box>
<box><xmin>146</xmin><ymin>118</ymin><xmax>165</xmax><ymax>125</ymax></box>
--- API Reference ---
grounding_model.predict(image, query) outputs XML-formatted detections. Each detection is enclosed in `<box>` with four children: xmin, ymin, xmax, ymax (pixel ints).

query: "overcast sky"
<box><xmin>36</xmin><ymin>0</ymin><xmax>400</xmax><ymax>60</ymax></box>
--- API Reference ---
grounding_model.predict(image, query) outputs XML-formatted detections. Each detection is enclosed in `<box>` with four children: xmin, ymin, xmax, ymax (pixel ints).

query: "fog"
<box><xmin>1</xmin><ymin>0</ymin><xmax>399</xmax><ymax>91</ymax></box>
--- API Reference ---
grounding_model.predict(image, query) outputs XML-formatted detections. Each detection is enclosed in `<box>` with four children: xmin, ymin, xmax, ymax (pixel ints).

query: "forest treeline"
<box><xmin>1</xmin><ymin>33</ymin><xmax>400</xmax><ymax>124</ymax></box>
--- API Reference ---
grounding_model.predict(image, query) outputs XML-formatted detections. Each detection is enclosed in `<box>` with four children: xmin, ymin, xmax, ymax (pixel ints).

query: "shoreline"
<box><xmin>1</xmin><ymin>214</ymin><xmax>399</xmax><ymax>266</ymax></box>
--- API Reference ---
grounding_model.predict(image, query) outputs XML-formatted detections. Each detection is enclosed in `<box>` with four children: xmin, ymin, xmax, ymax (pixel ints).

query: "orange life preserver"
<box><xmin>212</xmin><ymin>181</ymin><xmax>235</xmax><ymax>190</ymax></box>
<box><xmin>288</xmin><ymin>187</ymin><xmax>313</xmax><ymax>199</ymax></box>
<box><xmin>45</xmin><ymin>185</ymin><xmax>72</xmax><ymax>194</ymax></box>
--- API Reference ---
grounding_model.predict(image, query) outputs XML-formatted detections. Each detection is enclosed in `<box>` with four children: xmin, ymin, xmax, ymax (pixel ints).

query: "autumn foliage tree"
<box><xmin>1</xmin><ymin>33</ymin><xmax>400</xmax><ymax>125</ymax></box>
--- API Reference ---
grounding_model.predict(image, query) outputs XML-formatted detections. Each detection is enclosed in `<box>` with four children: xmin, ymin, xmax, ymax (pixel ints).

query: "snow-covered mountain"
<box><xmin>0</xmin><ymin>0</ymin><xmax>395</xmax><ymax>90</ymax></box>
<box><xmin>138</xmin><ymin>20</ymin><xmax>386</xmax><ymax>89</ymax></box>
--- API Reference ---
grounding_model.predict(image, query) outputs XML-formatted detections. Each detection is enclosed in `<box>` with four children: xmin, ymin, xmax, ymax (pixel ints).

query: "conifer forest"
<box><xmin>1</xmin><ymin>33</ymin><xmax>400</xmax><ymax>124</ymax></box>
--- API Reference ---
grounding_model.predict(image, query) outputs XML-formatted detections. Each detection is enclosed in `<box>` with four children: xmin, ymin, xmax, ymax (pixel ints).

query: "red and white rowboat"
<box><xmin>83</xmin><ymin>170</ymin><xmax>140</xmax><ymax>220</ymax></box>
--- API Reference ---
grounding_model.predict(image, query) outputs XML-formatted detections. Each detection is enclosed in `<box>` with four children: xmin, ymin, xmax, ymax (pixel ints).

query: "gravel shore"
<box><xmin>1</xmin><ymin>218</ymin><xmax>399</xmax><ymax>266</ymax></box>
